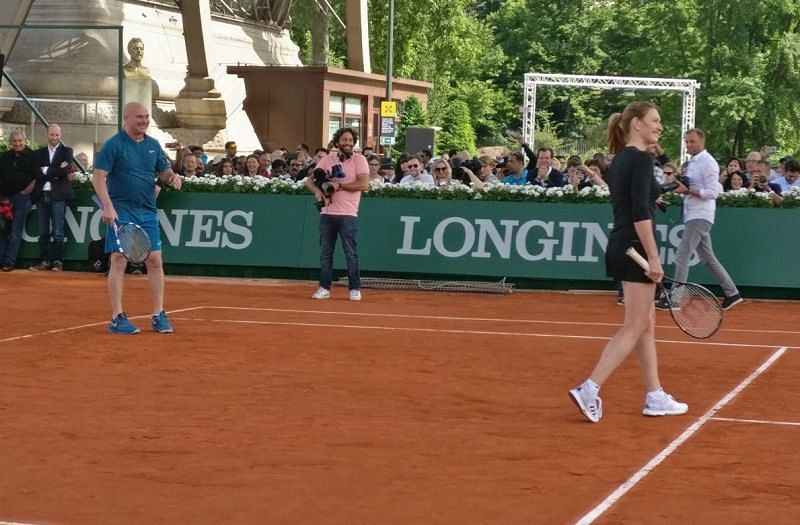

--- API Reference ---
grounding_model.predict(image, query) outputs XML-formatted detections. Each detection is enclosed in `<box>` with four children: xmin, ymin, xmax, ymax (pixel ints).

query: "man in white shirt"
<box><xmin>399</xmin><ymin>155</ymin><xmax>434</xmax><ymax>186</ymax></box>
<box><xmin>659</xmin><ymin>128</ymin><xmax>742</xmax><ymax>310</ymax></box>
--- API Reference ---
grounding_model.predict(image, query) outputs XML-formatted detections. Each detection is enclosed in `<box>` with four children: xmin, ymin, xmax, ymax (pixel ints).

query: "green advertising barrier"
<box><xmin>16</xmin><ymin>190</ymin><xmax>800</xmax><ymax>289</ymax></box>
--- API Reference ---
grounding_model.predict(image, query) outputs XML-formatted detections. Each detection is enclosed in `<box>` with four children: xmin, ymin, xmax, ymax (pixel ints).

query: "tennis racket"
<box><xmin>625</xmin><ymin>247</ymin><xmax>722</xmax><ymax>339</ymax></box>
<box><xmin>111</xmin><ymin>220</ymin><xmax>151</xmax><ymax>264</ymax></box>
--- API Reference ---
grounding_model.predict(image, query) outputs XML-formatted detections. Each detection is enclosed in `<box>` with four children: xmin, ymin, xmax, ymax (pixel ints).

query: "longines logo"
<box><xmin>396</xmin><ymin>215</ymin><xmax>686</xmax><ymax>264</ymax></box>
<box><xmin>23</xmin><ymin>206</ymin><xmax>254</xmax><ymax>250</ymax></box>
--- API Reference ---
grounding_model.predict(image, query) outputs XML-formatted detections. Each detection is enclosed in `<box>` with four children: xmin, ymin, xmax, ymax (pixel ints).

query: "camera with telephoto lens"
<box><xmin>312</xmin><ymin>164</ymin><xmax>346</xmax><ymax>211</ymax></box>
<box><xmin>659</xmin><ymin>174</ymin><xmax>690</xmax><ymax>194</ymax></box>
<box><xmin>452</xmin><ymin>158</ymin><xmax>482</xmax><ymax>184</ymax></box>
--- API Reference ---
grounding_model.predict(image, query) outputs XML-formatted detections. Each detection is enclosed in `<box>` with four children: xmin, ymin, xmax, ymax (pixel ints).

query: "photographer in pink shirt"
<box><xmin>305</xmin><ymin>127</ymin><xmax>369</xmax><ymax>301</ymax></box>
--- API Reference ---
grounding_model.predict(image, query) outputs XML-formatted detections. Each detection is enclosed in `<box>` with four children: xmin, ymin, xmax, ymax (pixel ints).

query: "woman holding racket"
<box><xmin>91</xmin><ymin>101</ymin><xmax>182</xmax><ymax>335</ymax></box>
<box><xmin>568</xmin><ymin>101</ymin><xmax>688</xmax><ymax>423</ymax></box>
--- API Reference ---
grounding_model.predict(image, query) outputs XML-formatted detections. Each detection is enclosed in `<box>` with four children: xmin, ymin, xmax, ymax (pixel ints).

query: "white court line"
<box><xmin>0</xmin><ymin>306</ymin><xmax>206</xmax><ymax>344</ymax></box>
<box><xmin>711</xmin><ymin>416</ymin><xmax>800</xmax><ymax>427</ymax></box>
<box><xmin>0</xmin><ymin>521</ymin><xmax>40</xmax><ymax>525</ymax></box>
<box><xmin>169</xmin><ymin>317</ymin><xmax>794</xmax><ymax>349</ymax></box>
<box><xmin>204</xmin><ymin>306</ymin><xmax>800</xmax><ymax>336</ymax></box>
<box><xmin>575</xmin><ymin>346</ymin><xmax>788</xmax><ymax>525</ymax></box>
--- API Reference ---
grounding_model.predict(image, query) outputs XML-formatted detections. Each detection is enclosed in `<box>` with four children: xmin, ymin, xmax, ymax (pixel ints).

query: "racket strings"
<box><xmin>667</xmin><ymin>283</ymin><xmax>722</xmax><ymax>339</ymax></box>
<box><xmin>117</xmin><ymin>224</ymin><xmax>151</xmax><ymax>263</ymax></box>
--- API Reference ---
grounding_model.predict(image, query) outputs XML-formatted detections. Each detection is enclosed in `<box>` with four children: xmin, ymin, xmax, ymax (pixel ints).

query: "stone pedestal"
<box><xmin>174</xmin><ymin>75</ymin><xmax>226</xmax><ymax>130</ymax></box>
<box><xmin>123</xmin><ymin>78</ymin><xmax>153</xmax><ymax>121</ymax></box>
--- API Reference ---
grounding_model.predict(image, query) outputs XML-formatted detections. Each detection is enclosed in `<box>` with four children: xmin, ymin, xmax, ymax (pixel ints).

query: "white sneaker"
<box><xmin>643</xmin><ymin>390</ymin><xmax>688</xmax><ymax>417</ymax></box>
<box><xmin>349</xmin><ymin>290</ymin><xmax>362</xmax><ymax>301</ymax></box>
<box><xmin>311</xmin><ymin>287</ymin><xmax>330</xmax><ymax>299</ymax></box>
<box><xmin>569</xmin><ymin>387</ymin><xmax>603</xmax><ymax>423</ymax></box>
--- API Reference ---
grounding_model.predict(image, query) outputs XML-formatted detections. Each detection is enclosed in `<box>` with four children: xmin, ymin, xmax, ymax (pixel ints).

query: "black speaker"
<box><xmin>405</xmin><ymin>127</ymin><xmax>435</xmax><ymax>155</ymax></box>
<box><xmin>0</xmin><ymin>54</ymin><xmax>4</xmax><ymax>87</ymax></box>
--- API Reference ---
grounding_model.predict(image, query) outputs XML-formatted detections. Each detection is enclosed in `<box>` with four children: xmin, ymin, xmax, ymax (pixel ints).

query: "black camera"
<box><xmin>312</xmin><ymin>165</ymin><xmax>346</xmax><ymax>211</ymax></box>
<box><xmin>659</xmin><ymin>175</ymin><xmax>690</xmax><ymax>194</ymax></box>
<box><xmin>452</xmin><ymin>159</ymin><xmax>481</xmax><ymax>184</ymax></box>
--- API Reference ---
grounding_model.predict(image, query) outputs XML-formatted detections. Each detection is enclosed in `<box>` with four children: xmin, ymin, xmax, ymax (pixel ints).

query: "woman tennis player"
<box><xmin>568</xmin><ymin>101</ymin><xmax>688</xmax><ymax>423</ymax></box>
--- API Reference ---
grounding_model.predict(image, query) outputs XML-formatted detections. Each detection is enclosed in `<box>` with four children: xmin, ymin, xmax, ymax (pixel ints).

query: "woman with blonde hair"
<box><xmin>431</xmin><ymin>158</ymin><xmax>454</xmax><ymax>186</ymax></box>
<box><xmin>569</xmin><ymin>101</ymin><xmax>688</xmax><ymax>423</ymax></box>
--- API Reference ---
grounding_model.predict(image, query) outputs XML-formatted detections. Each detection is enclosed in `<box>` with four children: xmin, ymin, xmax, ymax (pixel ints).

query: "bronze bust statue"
<box><xmin>123</xmin><ymin>37</ymin><xmax>151</xmax><ymax>79</ymax></box>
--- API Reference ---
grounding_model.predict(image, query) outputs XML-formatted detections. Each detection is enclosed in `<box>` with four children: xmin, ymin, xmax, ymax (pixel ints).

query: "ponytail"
<box><xmin>606</xmin><ymin>113</ymin><xmax>625</xmax><ymax>154</ymax></box>
<box><xmin>606</xmin><ymin>101</ymin><xmax>659</xmax><ymax>154</ymax></box>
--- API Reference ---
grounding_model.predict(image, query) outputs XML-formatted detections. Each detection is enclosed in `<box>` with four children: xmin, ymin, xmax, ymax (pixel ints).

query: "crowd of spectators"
<box><xmin>166</xmin><ymin>136</ymin><xmax>798</xmax><ymax>210</ymax></box>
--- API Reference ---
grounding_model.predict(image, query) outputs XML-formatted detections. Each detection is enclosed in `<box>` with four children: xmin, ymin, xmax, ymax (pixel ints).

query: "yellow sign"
<box><xmin>380</xmin><ymin>101</ymin><xmax>397</xmax><ymax>118</ymax></box>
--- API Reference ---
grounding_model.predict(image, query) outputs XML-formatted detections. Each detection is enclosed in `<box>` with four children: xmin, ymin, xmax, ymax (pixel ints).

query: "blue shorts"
<box><xmin>105</xmin><ymin>208</ymin><xmax>162</xmax><ymax>254</ymax></box>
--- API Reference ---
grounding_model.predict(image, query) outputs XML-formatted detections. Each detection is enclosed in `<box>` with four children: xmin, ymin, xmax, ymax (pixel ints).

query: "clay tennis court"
<box><xmin>1</xmin><ymin>271</ymin><xmax>798</xmax><ymax>524</ymax></box>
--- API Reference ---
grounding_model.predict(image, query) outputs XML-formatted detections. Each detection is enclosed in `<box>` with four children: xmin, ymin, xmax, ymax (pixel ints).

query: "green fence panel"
<box><xmin>15</xmin><ymin>190</ymin><xmax>800</xmax><ymax>289</ymax></box>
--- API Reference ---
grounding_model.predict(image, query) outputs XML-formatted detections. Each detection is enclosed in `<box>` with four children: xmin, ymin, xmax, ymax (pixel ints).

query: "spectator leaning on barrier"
<box><xmin>721</xmin><ymin>157</ymin><xmax>746</xmax><ymax>188</ymax></box>
<box><xmin>217</xmin><ymin>159</ymin><xmax>234</xmax><ymax>176</ymax></box>
<box><xmin>771</xmin><ymin>158</ymin><xmax>800</xmax><ymax>193</ymax></box>
<box><xmin>305</xmin><ymin>126</ymin><xmax>370</xmax><ymax>301</ymax></box>
<box><xmin>749</xmin><ymin>160</ymin><xmax>784</xmax><ymax>204</ymax></box>
<box><xmin>659</xmin><ymin>128</ymin><xmax>743</xmax><ymax>311</ymax></box>
<box><xmin>0</xmin><ymin>131</ymin><xmax>37</xmax><ymax>272</ymax></box>
<box><xmin>431</xmin><ymin>158</ymin><xmax>454</xmax><ymax>186</ymax></box>
<box><xmin>459</xmin><ymin>157</ymin><xmax>494</xmax><ymax>189</ymax></box>
<box><xmin>244</xmin><ymin>154</ymin><xmax>261</xmax><ymax>177</ymax></box>
<box><xmin>399</xmin><ymin>155</ymin><xmax>434</xmax><ymax>186</ymax></box>
<box><xmin>512</xmin><ymin>134</ymin><xmax>565</xmax><ymax>187</ymax></box>
<box><xmin>270</xmin><ymin>158</ymin><xmax>288</xmax><ymax>179</ymax></box>
<box><xmin>179</xmin><ymin>153</ymin><xmax>198</xmax><ymax>177</ymax></box>
<box><xmin>502</xmin><ymin>151</ymin><xmax>528</xmax><ymax>185</ymax></box>
<box><xmin>585</xmin><ymin>158</ymin><xmax>609</xmax><ymax>186</ymax></box>
<box><xmin>30</xmin><ymin>123</ymin><xmax>75</xmax><ymax>272</ymax></box>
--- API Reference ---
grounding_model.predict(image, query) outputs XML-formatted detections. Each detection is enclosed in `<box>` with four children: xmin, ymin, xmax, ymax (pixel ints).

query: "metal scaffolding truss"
<box><xmin>523</xmin><ymin>73</ymin><xmax>701</xmax><ymax>163</ymax></box>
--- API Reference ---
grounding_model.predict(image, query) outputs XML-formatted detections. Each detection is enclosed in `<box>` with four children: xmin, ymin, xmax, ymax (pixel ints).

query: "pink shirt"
<box><xmin>315</xmin><ymin>152</ymin><xmax>369</xmax><ymax>217</ymax></box>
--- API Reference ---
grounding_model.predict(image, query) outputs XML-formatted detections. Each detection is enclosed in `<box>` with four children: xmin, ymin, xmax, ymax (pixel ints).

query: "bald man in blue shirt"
<box><xmin>92</xmin><ymin>101</ymin><xmax>182</xmax><ymax>334</ymax></box>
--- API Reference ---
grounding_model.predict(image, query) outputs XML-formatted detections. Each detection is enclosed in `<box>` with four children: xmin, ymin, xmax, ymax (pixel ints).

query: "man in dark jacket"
<box><xmin>30</xmin><ymin>123</ymin><xmax>75</xmax><ymax>271</ymax></box>
<box><xmin>513</xmin><ymin>135</ymin><xmax>565</xmax><ymax>187</ymax></box>
<box><xmin>0</xmin><ymin>130</ymin><xmax>37</xmax><ymax>271</ymax></box>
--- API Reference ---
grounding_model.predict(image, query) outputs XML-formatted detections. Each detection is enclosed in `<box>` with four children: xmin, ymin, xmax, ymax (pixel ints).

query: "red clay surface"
<box><xmin>1</xmin><ymin>271</ymin><xmax>798</xmax><ymax>524</ymax></box>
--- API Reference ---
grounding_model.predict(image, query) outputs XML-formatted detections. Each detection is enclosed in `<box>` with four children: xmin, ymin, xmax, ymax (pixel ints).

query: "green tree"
<box><xmin>436</xmin><ymin>100</ymin><xmax>477</xmax><ymax>155</ymax></box>
<box><xmin>396</xmin><ymin>95</ymin><xmax>427</xmax><ymax>154</ymax></box>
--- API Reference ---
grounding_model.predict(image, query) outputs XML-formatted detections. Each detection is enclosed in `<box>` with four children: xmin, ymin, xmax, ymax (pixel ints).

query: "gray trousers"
<box><xmin>674</xmin><ymin>219</ymin><xmax>739</xmax><ymax>297</ymax></box>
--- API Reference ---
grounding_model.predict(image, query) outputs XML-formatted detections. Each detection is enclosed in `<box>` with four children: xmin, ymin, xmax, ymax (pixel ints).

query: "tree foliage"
<box><xmin>289</xmin><ymin>0</ymin><xmax>800</xmax><ymax>159</ymax></box>
<box><xmin>395</xmin><ymin>95</ymin><xmax>427</xmax><ymax>154</ymax></box>
<box><xmin>436</xmin><ymin>100</ymin><xmax>477</xmax><ymax>155</ymax></box>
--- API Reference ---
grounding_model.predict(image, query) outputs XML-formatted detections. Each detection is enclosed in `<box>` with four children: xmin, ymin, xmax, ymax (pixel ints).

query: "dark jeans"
<box><xmin>36</xmin><ymin>193</ymin><xmax>67</xmax><ymax>263</ymax></box>
<box><xmin>0</xmin><ymin>193</ymin><xmax>32</xmax><ymax>268</ymax></box>
<box><xmin>318</xmin><ymin>214</ymin><xmax>360</xmax><ymax>290</ymax></box>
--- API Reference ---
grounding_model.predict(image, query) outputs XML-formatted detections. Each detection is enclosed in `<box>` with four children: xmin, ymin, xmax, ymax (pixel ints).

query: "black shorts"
<box><xmin>605</xmin><ymin>238</ymin><xmax>651</xmax><ymax>283</ymax></box>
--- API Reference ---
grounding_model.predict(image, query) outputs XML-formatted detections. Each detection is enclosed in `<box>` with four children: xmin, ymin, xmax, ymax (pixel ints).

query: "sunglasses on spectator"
<box><xmin>406</xmin><ymin>163</ymin><xmax>420</xmax><ymax>169</ymax></box>
<box><xmin>663</xmin><ymin>170</ymin><xmax>675</xmax><ymax>175</ymax></box>
<box><xmin>434</xmin><ymin>166</ymin><xmax>447</xmax><ymax>172</ymax></box>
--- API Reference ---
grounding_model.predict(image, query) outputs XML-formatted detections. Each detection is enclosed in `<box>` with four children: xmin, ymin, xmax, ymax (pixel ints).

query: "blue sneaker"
<box><xmin>152</xmin><ymin>311</ymin><xmax>174</xmax><ymax>333</ymax></box>
<box><xmin>109</xmin><ymin>313</ymin><xmax>140</xmax><ymax>334</ymax></box>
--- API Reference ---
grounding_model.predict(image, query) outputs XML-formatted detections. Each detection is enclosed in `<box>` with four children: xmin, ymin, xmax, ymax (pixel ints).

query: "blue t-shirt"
<box><xmin>504</xmin><ymin>169</ymin><xmax>528</xmax><ymax>186</ymax></box>
<box><xmin>94</xmin><ymin>130</ymin><xmax>169</xmax><ymax>213</ymax></box>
